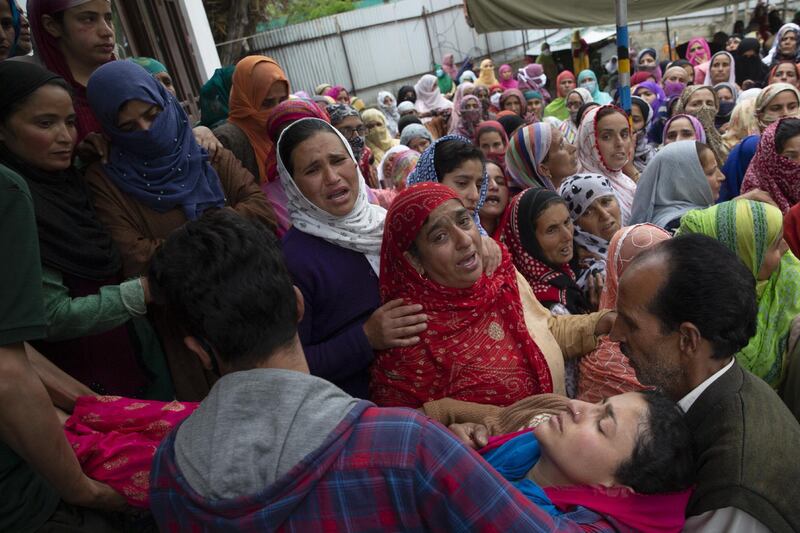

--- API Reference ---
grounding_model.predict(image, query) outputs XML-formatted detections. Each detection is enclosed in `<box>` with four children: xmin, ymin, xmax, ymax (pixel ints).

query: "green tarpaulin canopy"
<box><xmin>464</xmin><ymin>0</ymin><xmax>733</xmax><ymax>32</ymax></box>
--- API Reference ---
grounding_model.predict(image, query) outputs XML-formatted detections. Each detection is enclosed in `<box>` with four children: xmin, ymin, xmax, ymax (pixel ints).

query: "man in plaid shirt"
<box><xmin>147</xmin><ymin>211</ymin><xmax>617</xmax><ymax>532</ymax></box>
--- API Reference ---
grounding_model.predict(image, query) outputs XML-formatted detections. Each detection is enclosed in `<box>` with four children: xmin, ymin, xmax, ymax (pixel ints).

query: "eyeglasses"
<box><xmin>338</xmin><ymin>126</ymin><xmax>367</xmax><ymax>138</ymax></box>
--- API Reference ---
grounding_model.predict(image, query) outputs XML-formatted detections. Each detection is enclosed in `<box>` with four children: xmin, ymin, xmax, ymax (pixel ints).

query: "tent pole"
<box><xmin>664</xmin><ymin>18</ymin><xmax>672</xmax><ymax>60</ymax></box>
<box><xmin>615</xmin><ymin>0</ymin><xmax>631</xmax><ymax>114</ymax></box>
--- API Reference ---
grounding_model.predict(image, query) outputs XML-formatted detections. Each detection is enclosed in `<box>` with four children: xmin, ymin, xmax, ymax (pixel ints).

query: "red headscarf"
<box><xmin>475</xmin><ymin>120</ymin><xmax>509</xmax><ymax>147</ymax></box>
<box><xmin>785</xmin><ymin>203</ymin><xmax>800</xmax><ymax>258</ymax></box>
<box><xmin>556</xmin><ymin>71</ymin><xmax>577</xmax><ymax>98</ymax></box>
<box><xmin>741</xmin><ymin>117</ymin><xmax>800</xmax><ymax>213</ymax></box>
<box><xmin>370</xmin><ymin>183</ymin><xmax>553</xmax><ymax>408</ymax></box>
<box><xmin>28</xmin><ymin>0</ymin><xmax>114</xmax><ymax>142</ymax></box>
<box><xmin>264</xmin><ymin>98</ymin><xmax>329</xmax><ymax>182</ymax></box>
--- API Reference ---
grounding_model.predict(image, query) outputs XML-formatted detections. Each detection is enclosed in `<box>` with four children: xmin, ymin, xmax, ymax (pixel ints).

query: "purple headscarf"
<box><xmin>517</xmin><ymin>64</ymin><xmax>551</xmax><ymax>102</ymax></box>
<box><xmin>88</xmin><ymin>61</ymin><xmax>225</xmax><ymax>220</ymax></box>
<box><xmin>661</xmin><ymin>113</ymin><xmax>707</xmax><ymax>144</ymax></box>
<box><xmin>634</xmin><ymin>81</ymin><xmax>667</xmax><ymax>114</ymax></box>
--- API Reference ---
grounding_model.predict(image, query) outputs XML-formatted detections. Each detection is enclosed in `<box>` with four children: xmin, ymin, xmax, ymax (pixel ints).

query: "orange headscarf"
<box><xmin>227</xmin><ymin>56</ymin><xmax>289</xmax><ymax>183</ymax></box>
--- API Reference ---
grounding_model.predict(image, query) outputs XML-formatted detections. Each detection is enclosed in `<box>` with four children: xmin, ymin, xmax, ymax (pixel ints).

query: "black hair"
<box><xmin>148</xmin><ymin>210</ymin><xmax>298</xmax><ymax>371</ymax></box>
<box><xmin>614</xmin><ymin>390</ymin><xmax>695</xmax><ymax>494</ymax></box>
<box><xmin>577</xmin><ymin>102</ymin><xmax>601</xmax><ymax>125</ymax></box>
<box><xmin>476</xmin><ymin>125</ymin><xmax>506</xmax><ymax>143</ymax></box>
<box><xmin>397</xmin><ymin>114</ymin><xmax>422</xmax><ymax>135</ymax></box>
<box><xmin>0</xmin><ymin>78</ymin><xmax>73</xmax><ymax>124</ymax></box>
<box><xmin>642</xmin><ymin>233</ymin><xmax>757</xmax><ymax>359</ymax></box>
<box><xmin>775</xmin><ymin>117</ymin><xmax>800</xmax><ymax>153</ymax></box>
<box><xmin>397</xmin><ymin>85</ymin><xmax>417</xmax><ymax>104</ymax></box>
<box><xmin>497</xmin><ymin>114</ymin><xmax>525</xmax><ymax>137</ymax></box>
<box><xmin>278</xmin><ymin>119</ymin><xmax>335</xmax><ymax>176</ymax></box>
<box><xmin>433</xmin><ymin>138</ymin><xmax>484</xmax><ymax>180</ymax></box>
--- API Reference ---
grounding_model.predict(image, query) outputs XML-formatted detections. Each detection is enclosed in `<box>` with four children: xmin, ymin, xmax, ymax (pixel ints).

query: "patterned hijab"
<box><xmin>506</xmin><ymin>122</ymin><xmax>555</xmax><ymax>190</ymax></box>
<box><xmin>558</xmin><ymin>174</ymin><xmax>618</xmax><ymax>289</ymax></box>
<box><xmin>500</xmin><ymin>189</ymin><xmax>588</xmax><ymax>314</ymax></box>
<box><xmin>370</xmin><ymin>183</ymin><xmax>553</xmax><ymax>407</ymax></box>
<box><xmin>576</xmin><ymin>105</ymin><xmax>637</xmax><ymax>223</ymax></box>
<box><xmin>741</xmin><ymin>117</ymin><xmax>800</xmax><ymax>213</ymax></box>
<box><xmin>678</xmin><ymin>200</ymin><xmax>800</xmax><ymax>388</ymax></box>
<box><xmin>87</xmin><ymin>60</ymin><xmax>225</xmax><ymax>221</ymax></box>
<box><xmin>578</xmin><ymin>223</ymin><xmax>669</xmax><ymax>403</ymax></box>
<box><xmin>376</xmin><ymin>90</ymin><xmax>400</xmax><ymax>136</ymax></box>
<box><xmin>277</xmin><ymin>118</ymin><xmax>386</xmax><ymax>273</ymax></box>
<box><xmin>406</xmin><ymin>134</ymin><xmax>488</xmax><ymax>230</ymax></box>
<box><xmin>629</xmin><ymin>141</ymin><xmax>713</xmax><ymax>229</ymax></box>
<box><xmin>674</xmin><ymin>85</ymin><xmax>727</xmax><ymax>165</ymax></box>
<box><xmin>454</xmin><ymin>95</ymin><xmax>483</xmax><ymax>140</ymax></box>
<box><xmin>264</xmin><ymin>97</ymin><xmax>330</xmax><ymax>182</ymax></box>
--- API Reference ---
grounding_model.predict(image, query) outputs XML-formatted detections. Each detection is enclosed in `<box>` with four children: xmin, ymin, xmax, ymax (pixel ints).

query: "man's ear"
<box><xmin>403</xmin><ymin>250</ymin><xmax>425</xmax><ymax>276</ymax></box>
<box><xmin>184</xmin><ymin>336</ymin><xmax>212</xmax><ymax>371</ymax></box>
<box><xmin>293</xmin><ymin>285</ymin><xmax>305</xmax><ymax>324</ymax></box>
<box><xmin>677</xmin><ymin>322</ymin><xmax>702</xmax><ymax>359</ymax></box>
<box><xmin>41</xmin><ymin>14</ymin><xmax>64</xmax><ymax>39</ymax></box>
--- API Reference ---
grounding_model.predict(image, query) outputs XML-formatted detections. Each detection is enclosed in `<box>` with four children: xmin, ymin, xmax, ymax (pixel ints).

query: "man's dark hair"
<box><xmin>497</xmin><ymin>114</ymin><xmax>525</xmax><ymax>137</ymax></box>
<box><xmin>433</xmin><ymin>138</ymin><xmax>484</xmax><ymax>180</ymax></box>
<box><xmin>148</xmin><ymin>210</ymin><xmax>297</xmax><ymax>371</ymax></box>
<box><xmin>278</xmin><ymin>118</ymin><xmax>335</xmax><ymax>175</ymax></box>
<box><xmin>643</xmin><ymin>233</ymin><xmax>757</xmax><ymax>359</ymax></box>
<box><xmin>614</xmin><ymin>391</ymin><xmax>695</xmax><ymax>494</ymax></box>
<box><xmin>774</xmin><ymin>117</ymin><xmax>800</xmax><ymax>153</ymax></box>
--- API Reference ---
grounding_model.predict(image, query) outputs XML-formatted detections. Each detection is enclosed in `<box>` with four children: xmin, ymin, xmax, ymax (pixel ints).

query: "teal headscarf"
<box><xmin>128</xmin><ymin>57</ymin><xmax>168</xmax><ymax>75</ymax></box>
<box><xmin>577</xmin><ymin>69</ymin><xmax>612</xmax><ymax>105</ymax></box>
<box><xmin>199</xmin><ymin>65</ymin><xmax>235</xmax><ymax>128</ymax></box>
<box><xmin>678</xmin><ymin>200</ymin><xmax>800</xmax><ymax>388</ymax></box>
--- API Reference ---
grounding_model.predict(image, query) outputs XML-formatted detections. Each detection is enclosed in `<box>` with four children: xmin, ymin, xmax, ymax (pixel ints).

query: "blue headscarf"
<box><xmin>577</xmin><ymin>69</ymin><xmax>612</xmax><ymax>105</ymax></box>
<box><xmin>87</xmin><ymin>60</ymin><xmax>224</xmax><ymax>220</ymax></box>
<box><xmin>406</xmin><ymin>134</ymin><xmax>489</xmax><ymax>232</ymax></box>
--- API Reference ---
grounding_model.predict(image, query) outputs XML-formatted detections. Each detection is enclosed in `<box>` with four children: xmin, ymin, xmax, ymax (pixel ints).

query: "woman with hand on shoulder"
<box><xmin>0</xmin><ymin>60</ymin><xmax>171</xmax><ymax>398</ymax></box>
<box><xmin>371</xmin><ymin>184</ymin><xmax>613</xmax><ymax>406</ymax></box>
<box><xmin>84</xmin><ymin>60</ymin><xmax>275</xmax><ymax>400</ymax></box>
<box><xmin>277</xmin><ymin>118</ymin><xmax>426</xmax><ymax>398</ymax></box>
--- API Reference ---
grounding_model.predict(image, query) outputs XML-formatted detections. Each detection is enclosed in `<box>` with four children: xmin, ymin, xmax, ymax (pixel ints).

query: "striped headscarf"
<box><xmin>406</xmin><ymin>134</ymin><xmax>488</xmax><ymax>231</ymax></box>
<box><xmin>678</xmin><ymin>200</ymin><xmax>800</xmax><ymax>388</ymax></box>
<box><xmin>506</xmin><ymin>123</ymin><xmax>555</xmax><ymax>190</ymax></box>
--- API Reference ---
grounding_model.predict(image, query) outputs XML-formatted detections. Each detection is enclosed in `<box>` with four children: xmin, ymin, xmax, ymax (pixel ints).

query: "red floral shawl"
<box><xmin>499</xmin><ymin>189</ymin><xmax>583</xmax><ymax>313</ymax></box>
<box><xmin>741</xmin><ymin>117</ymin><xmax>800</xmax><ymax>213</ymax></box>
<box><xmin>369</xmin><ymin>183</ymin><xmax>553</xmax><ymax>408</ymax></box>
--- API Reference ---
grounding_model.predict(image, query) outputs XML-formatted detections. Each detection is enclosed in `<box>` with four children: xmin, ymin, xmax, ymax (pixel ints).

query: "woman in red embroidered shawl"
<box><xmin>370</xmin><ymin>183</ymin><xmax>612</xmax><ymax>405</ymax></box>
<box><xmin>741</xmin><ymin>117</ymin><xmax>800</xmax><ymax>213</ymax></box>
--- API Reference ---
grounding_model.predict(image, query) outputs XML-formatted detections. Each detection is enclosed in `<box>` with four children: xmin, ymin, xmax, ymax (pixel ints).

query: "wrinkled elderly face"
<box><xmin>406</xmin><ymin>199</ymin><xmax>483</xmax><ymax>289</ymax></box>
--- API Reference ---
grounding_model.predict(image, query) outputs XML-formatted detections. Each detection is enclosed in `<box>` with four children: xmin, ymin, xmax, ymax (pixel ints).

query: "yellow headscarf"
<box><xmin>475</xmin><ymin>59</ymin><xmax>499</xmax><ymax>87</ymax></box>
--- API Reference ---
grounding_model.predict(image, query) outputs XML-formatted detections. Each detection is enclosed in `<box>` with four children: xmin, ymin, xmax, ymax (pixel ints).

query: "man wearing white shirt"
<box><xmin>610</xmin><ymin>234</ymin><xmax>800</xmax><ymax>533</ymax></box>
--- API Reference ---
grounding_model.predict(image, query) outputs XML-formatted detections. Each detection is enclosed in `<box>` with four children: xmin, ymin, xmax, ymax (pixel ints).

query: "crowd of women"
<box><xmin>2</xmin><ymin>0</ymin><xmax>800</xmax><ymax>531</ymax></box>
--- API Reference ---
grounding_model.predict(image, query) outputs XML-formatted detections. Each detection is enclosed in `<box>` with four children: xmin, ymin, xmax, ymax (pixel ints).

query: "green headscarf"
<box><xmin>678</xmin><ymin>200</ymin><xmax>800</xmax><ymax>388</ymax></box>
<box><xmin>434</xmin><ymin>63</ymin><xmax>453</xmax><ymax>95</ymax></box>
<box><xmin>199</xmin><ymin>65</ymin><xmax>236</xmax><ymax>128</ymax></box>
<box><xmin>128</xmin><ymin>57</ymin><xmax>168</xmax><ymax>75</ymax></box>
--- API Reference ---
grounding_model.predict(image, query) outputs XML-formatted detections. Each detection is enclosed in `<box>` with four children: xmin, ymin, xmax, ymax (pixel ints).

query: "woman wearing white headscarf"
<box><xmin>413</xmin><ymin>74</ymin><xmax>453</xmax><ymax>122</ymax></box>
<box><xmin>377</xmin><ymin>90</ymin><xmax>400</xmax><ymax>136</ymax></box>
<box><xmin>277</xmin><ymin>117</ymin><xmax>426</xmax><ymax>398</ymax></box>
